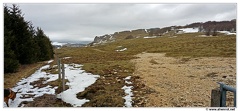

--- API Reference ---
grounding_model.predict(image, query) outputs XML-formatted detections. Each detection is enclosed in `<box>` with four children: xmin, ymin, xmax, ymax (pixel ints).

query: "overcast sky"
<box><xmin>6</xmin><ymin>3</ymin><xmax>237</xmax><ymax>43</ymax></box>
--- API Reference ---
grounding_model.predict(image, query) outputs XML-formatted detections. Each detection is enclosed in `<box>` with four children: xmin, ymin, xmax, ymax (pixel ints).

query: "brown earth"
<box><xmin>131</xmin><ymin>53</ymin><xmax>236</xmax><ymax>107</ymax></box>
<box><xmin>24</xmin><ymin>94</ymin><xmax>72</xmax><ymax>107</ymax></box>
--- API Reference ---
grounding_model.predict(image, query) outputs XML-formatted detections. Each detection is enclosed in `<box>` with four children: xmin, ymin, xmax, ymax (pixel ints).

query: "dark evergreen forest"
<box><xmin>4</xmin><ymin>4</ymin><xmax>54</xmax><ymax>73</ymax></box>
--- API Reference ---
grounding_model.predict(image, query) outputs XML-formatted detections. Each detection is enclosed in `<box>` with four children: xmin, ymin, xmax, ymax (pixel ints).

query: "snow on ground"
<box><xmin>179</xmin><ymin>28</ymin><xmax>199</xmax><ymax>33</ymax></box>
<box><xmin>145</xmin><ymin>29</ymin><xmax>148</xmax><ymax>33</ymax></box>
<box><xmin>109</xmin><ymin>34</ymin><xmax>113</xmax><ymax>40</ymax></box>
<box><xmin>63</xmin><ymin>57</ymin><xmax>72</xmax><ymax>59</ymax></box>
<box><xmin>169</xmin><ymin>36</ymin><xmax>177</xmax><ymax>38</ymax></box>
<box><xmin>4</xmin><ymin>64</ymin><xmax>58</xmax><ymax>107</ymax></box>
<box><xmin>196</xmin><ymin>31</ymin><xmax>236</xmax><ymax>37</ymax></box>
<box><xmin>116</xmin><ymin>48</ymin><xmax>127</xmax><ymax>52</ymax></box>
<box><xmin>218</xmin><ymin>31</ymin><xmax>236</xmax><ymax>35</ymax></box>
<box><xmin>143</xmin><ymin>36</ymin><xmax>157</xmax><ymax>39</ymax></box>
<box><xmin>47</xmin><ymin>60</ymin><xmax>54</xmax><ymax>64</ymax></box>
<box><xmin>122</xmin><ymin>76</ymin><xmax>133</xmax><ymax>107</ymax></box>
<box><xmin>57</xmin><ymin>64</ymin><xmax>100</xmax><ymax>107</ymax></box>
<box><xmin>4</xmin><ymin>61</ymin><xmax>99</xmax><ymax>107</ymax></box>
<box><xmin>124</xmin><ymin>76</ymin><xmax>132</xmax><ymax>84</ymax></box>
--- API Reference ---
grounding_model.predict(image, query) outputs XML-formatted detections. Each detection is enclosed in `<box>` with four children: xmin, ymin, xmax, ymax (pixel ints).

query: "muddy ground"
<box><xmin>131</xmin><ymin>53</ymin><xmax>236</xmax><ymax>107</ymax></box>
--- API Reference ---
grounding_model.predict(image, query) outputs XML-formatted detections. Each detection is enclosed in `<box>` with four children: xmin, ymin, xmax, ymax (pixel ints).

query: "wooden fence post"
<box><xmin>62</xmin><ymin>63</ymin><xmax>65</xmax><ymax>91</ymax></box>
<box><xmin>58</xmin><ymin>58</ymin><xmax>62</xmax><ymax>81</ymax></box>
<box><xmin>211</xmin><ymin>88</ymin><xmax>221</xmax><ymax>107</ymax></box>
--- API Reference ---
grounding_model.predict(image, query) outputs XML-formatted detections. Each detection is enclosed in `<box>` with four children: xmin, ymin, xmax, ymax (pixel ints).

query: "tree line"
<box><xmin>4</xmin><ymin>4</ymin><xmax>54</xmax><ymax>73</ymax></box>
<box><xmin>147</xmin><ymin>19</ymin><xmax>236</xmax><ymax>36</ymax></box>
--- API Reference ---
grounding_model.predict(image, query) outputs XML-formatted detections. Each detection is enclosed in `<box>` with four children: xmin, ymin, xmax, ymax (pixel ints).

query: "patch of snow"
<box><xmin>169</xmin><ymin>36</ymin><xmax>177</xmax><ymax>38</ymax></box>
<box><xmin>196</xmin><ymin>35</ymin><xmax>220</xmax><ymax>38</ymax></box>
<box><xmin>63</xmin><ymin>57</ymin><xmax>72</xmax><ymax>59</ymax></box>
<box><xmin>198</xmin><ymin>35</ymin><xmax>207</xmax><ymax>37</ymax></box>
<box><xmin>125</xmin><ymin>76</ymin><xmax>131</xmax><ymax>80</ymax></box>
<box><xmin>4</xmin><ymin>62</ymin><xmax>99</xmax><ymax>107</ymax></box>
<box><xmin>74</xmin><ymin>64</ymin><xmax>83</xmax><ymax>68</ymax></box>
<box><xmin>145</xmin><ymin>29</ymin><xmax>148</xmax><ymax>33</ymax></box>
<box><xmin>116</xmin><ymin>48</ymin><xmax>127</xmax><ymax>52</ymax></box>
<box><xmin>122</xmin><ymin>76</ymin><xmax>133</xmax><ymax>107</ymax></box>
<box><xmin>109</xmin><ymin>34</ymin><xmax>113</xmax><ymax>40</ymax></box>
<box><xmin>43</xmin><ymin>74</ymin><xmax>59</xmax><ymax>84</ymax></box>
<box><xmin>218</xmin><ymin>31</ymin><xmax>236</xmax><ymax>35</ymax></box>
<box><xmin>122</xmin><ymin>85</ymin><xmax>133</xmax><ymax>107</ymax></box>
<box><xmin>5</xmin><ymin>64</ymin><xmax>58</xmax><ymax>107</ymax></box>
<box><xmin>143</xmin><ymin>36</ymin><xmax>157</xmax><ymax>38</ymax></box>
<box><xmin>196</xmin><ymin>35</ymin><xmax>212</xmax><ymax>37</ymax></box>
<box><xmin>179</xmin><ymin>28</ymin><xmax>199</xmax><ymax>33</ymax></box>
<box><xmin>47</xmin><ymin>60</ymin><xmax>54</xmax><ymax>64</ymax></box>
<box><xmin>99</xmin><ymin>39</ymin><xmax>107</xmax><ymax>44</ymax></box>
<box><xmin>125</xmin><ymin>81</ymin><xmax>132</xmax><ymax>84</ymax></box>
<box><xmin>227</xmin><ymin>32</ymin><xmax>236</xmax><ymax>35</ymax></box>
<box><xmin>52</xmin><ymin>65</ymin><xmax>58</xmax><ymax>68</ymax></box>
<box><xmin>57</xmin><ymin>64</ymin><xmax>100</xmax><ymax>107</ymax></box>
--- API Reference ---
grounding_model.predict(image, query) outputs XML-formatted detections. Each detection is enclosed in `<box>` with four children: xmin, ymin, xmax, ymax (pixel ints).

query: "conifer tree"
<box><xmin>35</xmin><ymin>28</ymin><xmax>54</xmax><ymax>61</ymax></box>
<box><xmin>4</xmin><ymin>5</ymin><xmax>20</xmax><ymax>73</ymax></box>
<box><xmin>4</xmin><ymin>4</ymin><xmax>54</xmax><ymax>73</ymax></box>
<box><xmin>7</xmin><ymin>4</ymin><xmax>38</xmax><ymax>64</ymax></box>
<box><xmin>4</xmin><ymin>29</ymin><xmax>20</xmax><ymax>73</ymax></box>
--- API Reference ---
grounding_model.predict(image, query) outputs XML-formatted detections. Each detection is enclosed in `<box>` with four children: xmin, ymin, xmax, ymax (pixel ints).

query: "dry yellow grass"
<box><xmin>4</xmin><ymin>62</ymin><xmax>46</xmax><ymax>88</ymax></box>
<box><xmin>4</xmin><ymin>32</ymin><xmax>236</xmax><ymax>107</ymax></box>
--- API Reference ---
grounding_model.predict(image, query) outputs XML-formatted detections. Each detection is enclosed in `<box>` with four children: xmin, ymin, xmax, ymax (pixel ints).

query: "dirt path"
<box><xmin>131</xmin><ymin>53</ymin><xmax>236</xmax><ymax>107</ymax></box>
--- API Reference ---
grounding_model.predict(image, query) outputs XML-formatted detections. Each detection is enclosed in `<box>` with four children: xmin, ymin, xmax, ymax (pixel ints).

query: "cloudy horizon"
<box><xmin>5</xmin><ymin>3</ymin><xmax>237</xmax><ymax>43</ymax></box>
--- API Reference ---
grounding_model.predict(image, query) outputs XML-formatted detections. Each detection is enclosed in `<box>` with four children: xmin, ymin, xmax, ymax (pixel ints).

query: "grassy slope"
<box><xmin>4</xmin><ymin>32</ymin><xmax>235</xmax><ymax>107</ymax></box>
<box><xmin>54</xmin><ymin>32</ymin><xmax>235</xmax><ymax>107</ymax></box>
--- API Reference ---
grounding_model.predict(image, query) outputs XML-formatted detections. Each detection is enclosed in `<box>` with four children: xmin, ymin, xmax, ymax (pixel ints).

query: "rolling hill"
<box><xmin>89</xmin><ymin>19</ymin><xmax>236</xmax><ymax>45</ymax></box>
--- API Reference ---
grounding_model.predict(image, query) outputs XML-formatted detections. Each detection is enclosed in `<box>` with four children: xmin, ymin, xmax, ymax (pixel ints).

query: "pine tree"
<box><xmin>4</xmin><ymin>5</ymin><xmax>20</xmax><ymax>73</ymax></box>
<box><xmin>35</xmin><ymin>28</ymin><xmax>54</xmax><ymax>61</ymax></box>
<box><xmin>4</xmin><ymin>29</ymin><xmax>20</xmax><ymax>73</ymax></box>
<box><xmin>8</xmin><ymin>4</ymin><xmax>38</xmax><ymax>64</ymax></box>
<box><xmin>4</xmin><ymin>4</ymin><xmax>54</xmax><ymax>73</ymax></box>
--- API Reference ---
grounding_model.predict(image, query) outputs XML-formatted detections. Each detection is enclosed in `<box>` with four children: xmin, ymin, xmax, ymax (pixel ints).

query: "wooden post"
<box><xmin>61</xmin><ymin>63</ymin><xmax>65</xmax><ymax>91</ymax></box>
<box><xmin>211</xmin><ymin>88</ymin><xmax>221</xmax><ymax>107</ymax></box>
<box><xmin>58</xmin><ymin>58</ymin><xmax>62</xmax><ymax>81</ymax></box>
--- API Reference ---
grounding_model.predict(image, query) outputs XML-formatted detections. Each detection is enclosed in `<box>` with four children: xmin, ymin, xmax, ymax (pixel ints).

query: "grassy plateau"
<box><xmin>4</xmin><ymin>32</ymin><xmax>236</xmax><ymax>107</ymax></box>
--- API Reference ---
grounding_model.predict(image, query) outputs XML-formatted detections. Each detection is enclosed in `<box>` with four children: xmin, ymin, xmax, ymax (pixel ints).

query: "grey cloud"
<box><xmin>10</xmin><ymin>3</ymin><xmax>236</xmax><ymax>43</ymax></box>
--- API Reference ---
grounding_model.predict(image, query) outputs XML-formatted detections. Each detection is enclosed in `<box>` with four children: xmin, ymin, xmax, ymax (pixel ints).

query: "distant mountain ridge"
<box><xmin>89</xmin><ymin>19</ymin><xmax>236</xmax><ymax>45</ymax></box>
